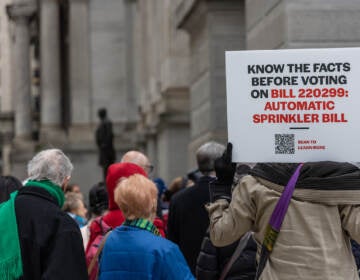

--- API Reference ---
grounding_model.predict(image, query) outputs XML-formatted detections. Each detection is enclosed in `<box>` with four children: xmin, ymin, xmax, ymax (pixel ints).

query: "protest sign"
<box><xmin>226</xmin><ymin>48</ymin><xmax>360</xmax><ymax>162</ymax></box>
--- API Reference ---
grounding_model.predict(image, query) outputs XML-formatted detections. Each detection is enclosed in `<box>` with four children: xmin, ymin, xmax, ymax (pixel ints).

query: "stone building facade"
<box><xmin>1</xmin><ymin>0</ymin><xmax>360</xmax><ymax>193</ymax></box>
<box><xmin>0</xmin><ymin>0</ymin><xmax>15</xmax><ymax>175</ymax></box>
<box><xmin>0</xmin><ymin>0</ymin><xmax>13</xmax><ymax>113</ymax></box>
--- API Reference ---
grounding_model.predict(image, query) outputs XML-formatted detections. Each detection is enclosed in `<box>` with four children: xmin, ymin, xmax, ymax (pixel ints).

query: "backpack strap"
<box><xmin>98</xmin><ymin>216</ymin><xmax>111</xmax><ymax>233</ymax></box>
<box><xmin>218</xmin><ymin>231</ymin><xmax>253</xmax><ymax>280</ymax></box>
<box><xmin>255</xmin><ymin>163</ymin><xmax>303</xmax><ymax>279</ymax></box>
<box><xmin>87</xmin><ymin>230</ymin><xmax>112</xmax><ymax>277</ymax></box>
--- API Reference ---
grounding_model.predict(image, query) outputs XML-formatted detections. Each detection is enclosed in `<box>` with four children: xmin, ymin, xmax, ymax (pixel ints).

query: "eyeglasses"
<box><xmin>144</xmin><ymin>164</ymin><xmax>154</xmax><ymax>174</ymax></box>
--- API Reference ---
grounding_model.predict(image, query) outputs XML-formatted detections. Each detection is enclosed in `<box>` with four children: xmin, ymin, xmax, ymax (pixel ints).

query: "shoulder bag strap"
<box><xmin>218</xmin><ymin>231</ymin><xmax>253</xmax><ymax>280</ymax></box>
<box><xmin>255</xmin><ymin>163</ymin><xmax>303</xmax><ymax>280</ymax></box>
<box><xmin>87</xmin><ymin>230</ymin><xmax>112</xmax><ymax>276</ymax></box>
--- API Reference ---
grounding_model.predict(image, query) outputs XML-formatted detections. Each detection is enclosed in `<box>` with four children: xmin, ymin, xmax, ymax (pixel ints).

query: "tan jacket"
<box><xmin>207</xmin><ymin>175</ymin><xmax>360</xmax><ymax>280</ymax></box>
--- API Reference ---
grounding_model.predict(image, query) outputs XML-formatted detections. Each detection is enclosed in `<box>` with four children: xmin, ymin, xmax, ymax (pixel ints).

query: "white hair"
<box><xmin>196</xmin><ymin>141</ymin><xmax>226</xmax><ymax>173</ymax></box>
<box><xmin>27</xmin><ymin>149</ymin><xmax>73</xmax><ymax>186</ymax></box>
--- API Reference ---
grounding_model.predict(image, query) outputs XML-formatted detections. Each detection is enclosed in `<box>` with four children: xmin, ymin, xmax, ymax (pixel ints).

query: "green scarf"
<box><xmin>24</xmin><ymin>180</ymin><xmax>65</xmax><ymax>208</ymax></box>
<box><xmin>0</xmin><ymin>191</ymin><xmax>22</xmax><ymax>279</ymax></box>
<box><xmin>0</xmin><ymin>180</ymin><xmax>65</xmax><ymax>279</ymax></box>
<box><xmin>123</xmin><ymin>218</ymin><xmax>161</xmax><ymax>236</ymax></box>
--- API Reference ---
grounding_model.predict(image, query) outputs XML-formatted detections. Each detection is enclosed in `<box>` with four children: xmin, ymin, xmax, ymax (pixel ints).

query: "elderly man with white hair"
<box><xmin>0</xmin><ymin>149</ymin><xmax>88</xmax><ymax>280</ymax></box>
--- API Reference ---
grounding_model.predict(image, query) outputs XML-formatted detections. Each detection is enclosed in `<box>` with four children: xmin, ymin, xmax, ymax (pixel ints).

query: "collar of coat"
<box><xmin>249</xmin><ymin>162</ymin><xmax>360</xmax><ymax>205</ymax></box>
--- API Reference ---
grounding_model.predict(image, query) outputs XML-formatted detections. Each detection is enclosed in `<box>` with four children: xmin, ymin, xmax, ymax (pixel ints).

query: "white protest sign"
<box><xmin>226</xmin><ymin>48</ymin><xmax>360</xmax><ymax>163</ymax></box>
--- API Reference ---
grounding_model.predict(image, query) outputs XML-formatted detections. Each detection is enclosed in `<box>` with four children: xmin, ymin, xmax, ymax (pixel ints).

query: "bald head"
<box><xmin>121</xmin><ymin>150</ymin><xmax>153</xmax><ymax>175</ymax></box>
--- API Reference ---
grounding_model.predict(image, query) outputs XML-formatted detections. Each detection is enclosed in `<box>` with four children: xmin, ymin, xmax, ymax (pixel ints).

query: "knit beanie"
<box><xmin>106</xmin><ymin>162</ymin><xmax>147</xmax><ymax>210</ymax></box>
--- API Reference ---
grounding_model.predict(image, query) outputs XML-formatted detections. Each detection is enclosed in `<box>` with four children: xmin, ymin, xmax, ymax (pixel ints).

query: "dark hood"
<box><xmin>249</xmin><ymin>162</ymin><xmax>360</xmax><ymax>190</ymax></box>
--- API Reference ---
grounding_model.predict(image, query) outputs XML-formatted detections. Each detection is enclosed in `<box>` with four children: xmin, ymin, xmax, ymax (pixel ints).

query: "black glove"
<box><xmin>209</xmin><ymin>143</ymin><xmax>236</xmax><ymax>202</ymax></box>
<box><xmin>215</xmin><ymin>142</ymin><xmax>236</xmax><ymax>184</ymax></box>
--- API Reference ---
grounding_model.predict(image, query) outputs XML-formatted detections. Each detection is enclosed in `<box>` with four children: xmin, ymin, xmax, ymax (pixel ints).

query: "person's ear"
<box><xmin>62</xmin><ymin>176</ymin><xmax>71</xmax><ymax>192</ymax></box>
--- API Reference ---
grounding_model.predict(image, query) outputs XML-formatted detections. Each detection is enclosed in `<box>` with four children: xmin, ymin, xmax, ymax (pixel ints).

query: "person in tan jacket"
<box><xmin>207</xmin><ymin>143</ymin><xmax>360</xmax><ymax>280</ymax></box>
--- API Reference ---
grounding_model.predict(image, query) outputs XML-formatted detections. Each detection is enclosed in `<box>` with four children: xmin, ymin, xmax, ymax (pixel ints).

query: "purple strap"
<box><xmin>255</xmin><ymin>163</ymin><xmax>303</xmax><ymax>280</ymax></box>
<box><xmin>269</xmin><ymin>163</ymin><xmax>303</xmax><ymax>231</ymax></box>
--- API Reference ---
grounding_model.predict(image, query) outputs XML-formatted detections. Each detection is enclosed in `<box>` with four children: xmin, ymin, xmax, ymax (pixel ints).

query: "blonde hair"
<box><xmin>114</xmin><ymin>174</ymin><xmax>158</xmax><ymax>220</ymax></box>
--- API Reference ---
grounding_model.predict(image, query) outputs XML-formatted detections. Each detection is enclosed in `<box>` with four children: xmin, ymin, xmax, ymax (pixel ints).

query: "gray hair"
<box><xmin>62</xmin><ymin>192</ymin><xmax>83</xmax><ymax>212</ymax></box>
<box><xmin>196</xmin><ymin>141</ymin><xmax>226</xmax><ymax>173</ymax></box>
<box><xmin>27</xmin><ymin>149</ymin><xmax>73</xmax><ymax>186</ymax></box>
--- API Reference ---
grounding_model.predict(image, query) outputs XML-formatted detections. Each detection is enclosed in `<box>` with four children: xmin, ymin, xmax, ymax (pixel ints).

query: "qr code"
<box><xmin>275</xmin><ymin>134</ymin><xmax>295</xmax><ymax>154</ymax></box>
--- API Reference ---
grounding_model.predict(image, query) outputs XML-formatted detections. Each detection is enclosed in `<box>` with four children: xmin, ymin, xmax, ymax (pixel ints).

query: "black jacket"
<box><xmin>167</xmin><ymin>176</ymin><xmax>213</xmax><ymax>274</ymax></box>
<box><xmin>15</xmin><ymin>186</ymin><xmax>88</xmax><ymax>280</ymax></box>
<box><xmin>196</xmin><ymin>230</ymin><xmax>257</xmax><ymax>280</ymax></box>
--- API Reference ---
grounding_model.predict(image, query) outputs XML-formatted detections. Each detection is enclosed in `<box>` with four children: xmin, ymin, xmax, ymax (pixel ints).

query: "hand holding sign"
<box><xmin>215</xmin><ymin>142</ymin><xmax>236</xmax><ymax>184</ymax></box>
<box><xmin>210</xmin><ymin>142</ymin><xmax>236</xmax><ymax>202</ymax></box>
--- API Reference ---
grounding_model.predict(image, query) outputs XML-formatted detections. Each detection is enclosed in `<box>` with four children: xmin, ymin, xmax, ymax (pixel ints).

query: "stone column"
<box><xmin>68</xmin><ymin>0</ymin><xmax>92</xmax><ymax>142</ymax></box>
<box><xmin>157</xmin><ymin>116</ymin><xmax>191</xmax><ymax>183</ymax></box>
<box><xmin>2</xmin><ymin>138</ymin><xmax>12</xmax><ymax>175</ymax></box>
<box><xmin>124</xmin><ymin>0</ymin><xmax>137</xmax><ymax>122</ymax></box>
<box><xmin>40</xmin><ymin>0</ymin><xmax>63</xmax><ymax>142</ymax></box>
<box><xmin>7</xmin><ymin>3</ymin><xmax>36</xmax><ymax>141</ymax></box>
<box><xmin>0</xmin><ymin>112</ymin><xmax>14</xmax><ymax>175</ymax></box>
<box><xmin>145</xmin><ymin>132</ymin><xmax>157</xmax><ymax>175</ymax></box>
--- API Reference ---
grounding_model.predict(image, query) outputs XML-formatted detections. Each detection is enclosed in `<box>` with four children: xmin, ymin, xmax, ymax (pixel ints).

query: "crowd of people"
<box><xmin>1</xmin><ymin>141</ymin><xmax>360</xmax><ymax>279</ymax></box>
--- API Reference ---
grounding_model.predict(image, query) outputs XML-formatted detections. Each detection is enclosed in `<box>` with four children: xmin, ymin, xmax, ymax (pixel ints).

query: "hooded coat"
<box><xmin>207</xmin><ymin>162</ymin><xmax>360</xmax><ymax>280</ymax></box>
<box><xmin>87</xmin><ymin>163</ymin><xmax>147</xmax><ymax>248</ymax></box>
<box><xmin>87</xmin><ymin>162</ymin><xmax>165</xmax><ymax>251</ymax></box>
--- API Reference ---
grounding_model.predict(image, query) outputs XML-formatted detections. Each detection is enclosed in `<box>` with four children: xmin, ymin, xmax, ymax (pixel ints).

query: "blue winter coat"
<box><xmin>99</xmin><ymin>225</ymin><xmax>195</xmax><ymax>280</ymax></box>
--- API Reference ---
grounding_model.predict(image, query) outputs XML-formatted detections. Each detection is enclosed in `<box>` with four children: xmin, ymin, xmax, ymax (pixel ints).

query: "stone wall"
<box><xmin>246</xmin><ymin>0</ymin><xmax>285</xmax><ymax>49</ymax></box>
<box><xmin>133</xmin><ymin>0</ymin><xmax>191</xmax><ymax>183</ymax></box>
<box><xmin>246</xmin><ymin>0</ymin><xmax>360</xmax><ymax>50</ymax></box>
<box><xmin>286</xmin><ymin>0</ymin><xmax>360</xmax><ymax>48</ymax></box>
<box><xmin>176</xmin><ymin>0</ymin><xmax>246</xmax><ymax>168</ymax></box>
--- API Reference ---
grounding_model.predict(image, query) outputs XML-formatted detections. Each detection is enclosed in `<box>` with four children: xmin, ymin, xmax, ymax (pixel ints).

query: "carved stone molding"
<box><xmin>6</xmin><ymin>3</ymin><xmax>36</xmax><ymax>23</ymax></box>
<box><xmin>0</xmin><ymin>112</ymin><xmax>14</xmax><ymax>145</ymax></box>
<box><xmin>175</xmin><ymin>0</ymin><xmax>197</xmax><ymax>28</ymax></box>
